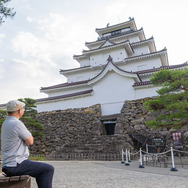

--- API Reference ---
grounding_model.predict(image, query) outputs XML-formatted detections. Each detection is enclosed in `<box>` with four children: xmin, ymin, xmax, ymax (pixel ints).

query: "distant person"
<box><xmin>1</xmin><ymin>100</ymin><xmax>54</xmax><ymax>188</ymax></box>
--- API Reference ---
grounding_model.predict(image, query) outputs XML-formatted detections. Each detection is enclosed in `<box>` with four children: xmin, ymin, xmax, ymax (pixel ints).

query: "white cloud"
<box><xmin>12</xmin><ymin>13</ymin><xmax>87</xmax><ymax>71</ymax></box>
<box><xmin>26</xmin><ymin>17</ymin><xmax>34</xmax><ymax>22</ymax></box>
<box><xmin>0</xmin><ymin>59</ymin><xmax>5</xmax><ymax>79</ymax></box>
<box><xmin>104</xmin><ymin>0</ymin><xmax>128</xmax><ymax>20</ymax></box>
<box><xmin>37</xmin><ymin>13</ymin><xmax>85</xmax><ymax>55</ymax></box>
<box><xmin>0</xmin><ymin>34</ymin><xmax>5</xmax><ymax>45</ymax></box>
<box><xmin>0</xmin><ymin>34</ymin><xmax>5</xmax><ymax>38</ymax></box>
<box><xmin>12</xmin><ymin>32</ymin><xmax>41</xmax><ymax>57</ymax></box>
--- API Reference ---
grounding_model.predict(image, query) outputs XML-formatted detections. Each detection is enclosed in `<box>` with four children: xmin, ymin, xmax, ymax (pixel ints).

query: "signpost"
<box><xmin>152</xmin><ymin>138</ymin><xmax>165</xmax><ymax>153</ymax></box>
<box><xmin>172</xmin><ymin>132</ymin><xmax>183</xmax><ymax>149</ymax></box>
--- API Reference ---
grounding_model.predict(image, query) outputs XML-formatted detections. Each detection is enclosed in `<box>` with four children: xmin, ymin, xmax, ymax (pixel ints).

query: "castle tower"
<box><xmin>37</xmin><ymin>18</ymin><xmax>187</xmax><ymax>115</ymax></box>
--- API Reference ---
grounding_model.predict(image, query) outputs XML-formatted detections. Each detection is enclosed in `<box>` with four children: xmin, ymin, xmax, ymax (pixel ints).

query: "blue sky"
<box><xmin>0</xmin><ymin>0</ymin><xmax>188</xmax><ymax>104</ymax></box>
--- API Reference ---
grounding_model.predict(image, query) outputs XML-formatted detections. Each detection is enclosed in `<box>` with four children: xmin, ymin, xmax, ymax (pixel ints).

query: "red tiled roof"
<box><xmin>95</xmin><ymin>18</ymin><xmax>135</xmax><ymax>31</ymax></box>
<box><xmin>124</xmin><ymin>48</ymin><xmax>167</xmax><ymax>63</ymax></box>
<box><xmin>41</xmin><ymin>62</ymin><xmax>187</xmax><ymax>91</ymax></box>
<box><xmin>89</xmin><ymin>58</ymin><xmax>141</xmax><ymax>83</ymax></box>
<box><xmin>134</xmin><ymin>62</ymin><xmax>188</xmax><ymax>74</ymax></box>
<box><xmin>40</xmin><ymin>80</ymin><xmax>88</xmax><ymax>91</ymax></box>
<box><xmin>36</xmin><ymin>89</ymin><xmax>93</xmax><ymax>102</ymax></box>
<box><xmin>60</xmin><ymin>66</ymin><xmax>90</xmax><ymax>73</ymax></box>
<box><xmin>133</xmin><ymin>81</ymin><xmax>152</xmax><ymax>87</ymax></box>
<box><xmin>82</xmin><ymin>40</ymin><xmax>130</xmax><ymax>53</ymax></box>
<box><xmin>133</xmin><ymin>62</ymin><xmax>188</xmax><ymax>87</ymax></box>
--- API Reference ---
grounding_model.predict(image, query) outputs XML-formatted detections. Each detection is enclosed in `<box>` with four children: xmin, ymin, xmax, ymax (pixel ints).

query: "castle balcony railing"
<box><xmin>97</xmin><ymin>29</ymin><xmax>134</xmax><ymax>41</ymax></box>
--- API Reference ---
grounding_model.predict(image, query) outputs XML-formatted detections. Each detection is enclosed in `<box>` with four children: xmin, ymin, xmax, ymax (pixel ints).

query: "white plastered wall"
<box><xmin>120</xmin><ymin>57</ymin><xmax>162</xmax><ymax>72</ymax></box>
<box><xmin>37</xmin><ymin>71</ymin><xmax>136</xmax><ymax>115</ymax></box>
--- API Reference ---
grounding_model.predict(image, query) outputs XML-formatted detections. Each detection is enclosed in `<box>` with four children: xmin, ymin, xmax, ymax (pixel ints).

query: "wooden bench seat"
<box><xmin>0</xmin><ymin>175</ymin><xmax>31</xmax><ymax>188</ymax></box>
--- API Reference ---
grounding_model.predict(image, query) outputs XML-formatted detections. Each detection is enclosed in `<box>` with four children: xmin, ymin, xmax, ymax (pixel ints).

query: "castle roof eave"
<box><xmin>76</xmin><ymin>36</ymin><xmax>158</xmax><ymax>61</ymax></box>
<box><xmin>62</xmin><ymin>49</ymin><xmax>169</xmax><ymax>75</ymax></box>
<box><xmin>74</xmin><ymin>40</ymin><xmax>133</xmax><ymax>60</ymax></box>
<box><xmin>88</xmin><ymin>59</ymin><xmax>141</xmax><ymax>85</ymax></box>
<box><xmin>41</xmin><ymin>58</ymin><xmax>143</xmax><ymax>93</ymax></box>
<box><xmin>85</xmin><ymin>28</ymin><xmax>145</xmax><ymax>48</ymax></box>
<box><xmin>131</xmin><ymin>36</ymin><xmax>156</xmax><ymax>52</ymax></box>
<box><xmin>124</xmin><ymin>48</ymin><xmax>168</xmax><ymax>66</ymax></box>
<box><xmin>133</xmin><ymin>81</ymin><xmax>152</xmax><ymax>87</ymax></box>
<box><xmin>36</xmin><ymin>89</ymin><xmax>93</xmax><ymax>104</ymax></box>
<box><xmin>133</xmin><ymin>62</ymin><xmax>188</xmax><ymax>87</ymax></box>
<box><xmin>40</xmin><ymin>80</ymin><xmax>89</xmax><ymax>93</ymax></box>
<box><xmin>75</xmin><ymin>37</ymin><xmax>158</xmax><ymax>62</ymax></box>
<box><xmin>135</xmin><ymin>61</ymin><xmax>188</xmax><ymax>75</ymax></box>
<box><xmin>95</xmin><ymin>18</ymin><xmax>137</xmax><ymax>36</ymax></box>
<box><xmin>60</xmin><ymin>65</ymin><xmax>91</xmax><ymax>76</ymax></box>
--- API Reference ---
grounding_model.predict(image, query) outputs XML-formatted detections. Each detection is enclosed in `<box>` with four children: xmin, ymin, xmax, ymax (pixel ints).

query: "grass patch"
<box><xmin>29</xmin><ymin>155</ymin><xmax>47</xmax><ymax>161</ymax></box>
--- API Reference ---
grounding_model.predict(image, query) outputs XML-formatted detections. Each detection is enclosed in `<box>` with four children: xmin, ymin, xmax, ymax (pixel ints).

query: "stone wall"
<box><xmin>116</xmin><ymin>98</ymin><xmax>188</xmax><ymax>151</ymax></box>
<box><xmin>29</xmin><ymin>98</ymin><xmax>188</xmax><ymax>157</ymax></box>
<box><xmin>31</xmin><ymin>104</ymin><xmax>131</xmax><ymax>157</ymax></box>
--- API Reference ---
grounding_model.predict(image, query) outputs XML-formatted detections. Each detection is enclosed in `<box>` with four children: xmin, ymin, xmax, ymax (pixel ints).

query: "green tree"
<box><xmin>0</xmin><ymin>0</ymin><xmax>16</xmax><ymax>23</ymax></box>
<box><xmin>0</xmin><ymin>109</ymin><xmax>6</xmax><ymax>128</ymax></box>
<box><xmin>144</xmin><ymin>68</ymin><xmax>188</xmax><ymax>129</ymax></box>
<box><xmin>19</xmin><ymin>98</ymin><xmax>44</xmax><ymax>138</ymax></box>
<box><xmin>0</xmin><ymin>98</ymin><xmax>44</xmax><ymax>138</ymax></box>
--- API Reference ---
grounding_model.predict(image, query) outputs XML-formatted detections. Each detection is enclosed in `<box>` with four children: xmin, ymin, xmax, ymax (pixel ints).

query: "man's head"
<box><xmin>6</xmin><ymin>100</ymin><xmax>25</xmax><ymax>118</ymax></box>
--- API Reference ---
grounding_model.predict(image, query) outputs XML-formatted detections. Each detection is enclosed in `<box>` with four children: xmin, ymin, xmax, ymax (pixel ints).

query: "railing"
<box><xmin>30</xmin><ymin>153</ymin><xmax>121</xmax><ymax>161</ymax></box>
<box><xmin>121</xmin><ymin>147</ymin><xmax>188</xmax><ymax>171</ymax></box>
<box><xmin>97</xmin><ymin>29</ymin><xmax>134</xmax><ymax>41</ymax></box>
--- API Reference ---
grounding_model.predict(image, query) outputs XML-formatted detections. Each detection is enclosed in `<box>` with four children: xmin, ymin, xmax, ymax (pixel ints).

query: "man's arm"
<box><xmin>25</xmin><ymin>135</ymin><xmax>34</xmax><ymax>146</ymax></box>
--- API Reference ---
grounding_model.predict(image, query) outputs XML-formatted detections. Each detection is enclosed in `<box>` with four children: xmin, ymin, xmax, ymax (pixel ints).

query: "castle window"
<box><xmin>122</xmin><ymin>27</ymin><xmax>131</xmax><ymax>33</ymax></box>
<box><xmin>103</xmin><ymin>121</ymin><xmax>116</xmax><ymax>135</ymax></box>
<box><xmin>111</xmin><ymin>30</ymin><xmax>121</xmax><ymax>36</ymax></box>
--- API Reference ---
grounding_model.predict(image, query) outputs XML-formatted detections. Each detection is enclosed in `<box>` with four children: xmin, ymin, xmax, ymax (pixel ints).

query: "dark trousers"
<box><xmin>2</xmin><ymin>159</ymin><xmax>54</xmax><ymax>188</ymax></box>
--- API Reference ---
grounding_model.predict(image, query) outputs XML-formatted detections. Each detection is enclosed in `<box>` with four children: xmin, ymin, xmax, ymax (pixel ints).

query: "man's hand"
<box><xmin>25</xmin><ymin>135</ymin><xmax>34</xmax><ymax>146</ymax></box>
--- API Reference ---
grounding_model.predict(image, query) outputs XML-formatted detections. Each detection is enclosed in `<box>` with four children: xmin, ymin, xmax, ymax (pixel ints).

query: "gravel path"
<box><xmin>31</xmin><ymin>161</ymin><xmax>188</xmax><ymax>188</ymax></box>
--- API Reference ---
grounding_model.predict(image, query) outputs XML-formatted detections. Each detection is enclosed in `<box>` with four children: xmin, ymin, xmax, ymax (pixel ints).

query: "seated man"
<box><xmin>1</xmin><ymin>100</ymin><xmax>54</xmax><ymax>188</ymax></box>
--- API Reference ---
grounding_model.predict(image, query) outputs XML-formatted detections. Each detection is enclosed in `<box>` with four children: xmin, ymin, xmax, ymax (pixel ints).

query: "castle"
<box><xmin>30</xmin><ymin>18</ymin><xmax>188</xmax><ymax>114</ymax></box>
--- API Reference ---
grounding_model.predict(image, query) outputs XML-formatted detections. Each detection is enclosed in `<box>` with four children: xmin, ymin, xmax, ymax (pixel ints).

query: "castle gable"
<box><xmin>88</xmin><ymin>58</ymin><xmax>140</xmax><ymax>85</ymax></box>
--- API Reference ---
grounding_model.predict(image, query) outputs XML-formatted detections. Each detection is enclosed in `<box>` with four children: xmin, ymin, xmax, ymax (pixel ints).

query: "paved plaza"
<box><xmin>31</xmin><ymin>160</ymin><xmax>188</xmax><ymax>188</ymax></box>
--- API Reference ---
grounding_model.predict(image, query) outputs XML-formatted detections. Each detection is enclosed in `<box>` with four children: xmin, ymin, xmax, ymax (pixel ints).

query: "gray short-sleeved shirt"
<box><xmin>1</xmin><ymin>116</ymin><xmax>31</xmax><ymax>167</ymax></box>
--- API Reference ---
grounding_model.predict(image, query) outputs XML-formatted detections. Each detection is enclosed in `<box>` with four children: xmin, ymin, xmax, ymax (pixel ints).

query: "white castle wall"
<box><xmin>46</xmin><ymin>86</ymin><xmax>92</xmax><ymax>98</ymax></box>
<box><xmin>79</xmin><ymin>59</ymin><xmax>89</xmax><ymax>67</ymax></box>
<box><xmin>134</xmin><ymin>86</ymin><xmax>160</xmax><ymax>99</ymax></box>
<box><xmin>133</xmin><ymin>45</ymin><xmax>150</xmax><ymax>55</ymax></box>
<box><xmin>37</xmin><ymin>71</ymin><xmax>158</xmax><ymax>115</ymax></box>
<box><xmin>120</xmin><ymin>57</ymin><xmax>162</xmax><ymax>72</ymax></box>
<box><xmin>67</xmin><ymin>58</ymin><xmax>160</xmax><ymax>84</ymax></box>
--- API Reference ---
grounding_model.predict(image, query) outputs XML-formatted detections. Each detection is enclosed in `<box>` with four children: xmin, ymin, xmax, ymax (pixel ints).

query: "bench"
<box><xmin>0</xmin><ymin>175</ymin><xmax>31</xmax><ymax>188</ymax></box>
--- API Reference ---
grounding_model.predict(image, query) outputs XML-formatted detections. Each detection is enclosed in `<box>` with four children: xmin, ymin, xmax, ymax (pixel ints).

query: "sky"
<box><xmin>0</xmin><ymin>0</ymin><xmax>188</xmax><ymax>104</ymax></box>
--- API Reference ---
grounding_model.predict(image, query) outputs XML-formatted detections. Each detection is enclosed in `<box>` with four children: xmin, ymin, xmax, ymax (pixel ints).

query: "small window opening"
<box><xmin>103</xmin><ymin>121</ymin><xmax>116</xmax><ymax>135</ymax></box>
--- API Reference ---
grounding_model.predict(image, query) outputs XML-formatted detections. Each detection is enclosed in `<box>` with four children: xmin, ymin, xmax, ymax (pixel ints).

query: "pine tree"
<box><xmin>0</xmin><ymin>109</ymin><xmax>6</xmax><ymax>130</ymax></box>
<box><xmin>0</xmin><ymin>0</ymin><xmax>16</xmax><ymax>23</ymax></box>
<box><xmin>144</xmin><ymin>68</ymin><xmax>188</xmax><ymax>129</ymax></box>
<box><xmin>19</xmin><ymin>98</ymin><xmax>44</xmax><ymax>138</ymax></box>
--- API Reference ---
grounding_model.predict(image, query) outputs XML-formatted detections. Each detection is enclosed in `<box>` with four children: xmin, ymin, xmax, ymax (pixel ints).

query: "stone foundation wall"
<box><xmin>30</xmin><ymin>104</ymin><xmax>131</xmax><ymax>157</ymax></box>
<box><xmin>28</xmin><ymin>98</ymin><xmax>188</xmax><ymax>157</ymax></box>
<box><xmin>116</xmin><ymin>98</ymin><xmax>188</xmax><ymax>151</ymax></box>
